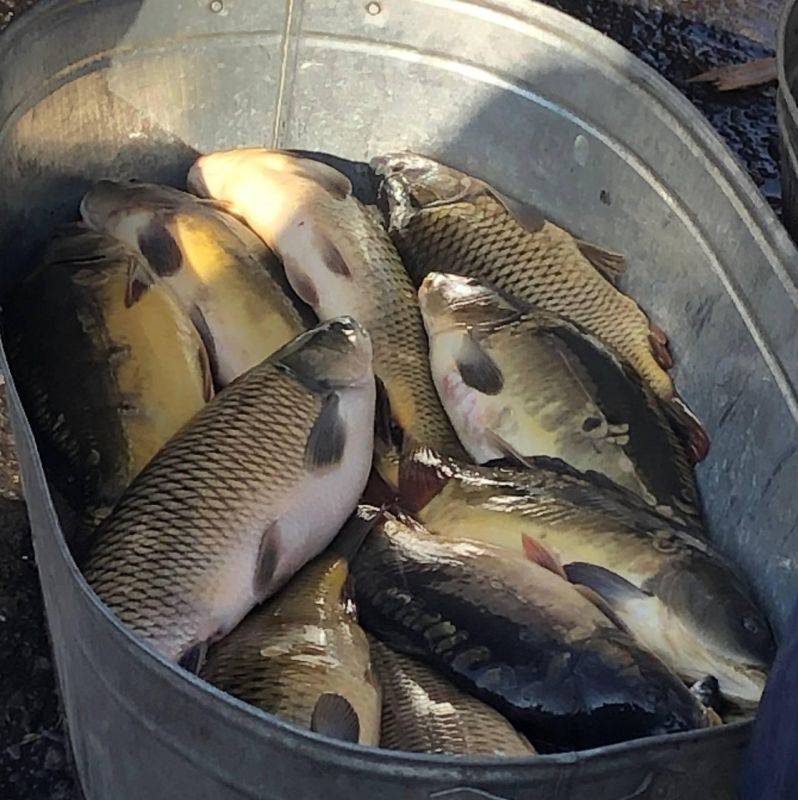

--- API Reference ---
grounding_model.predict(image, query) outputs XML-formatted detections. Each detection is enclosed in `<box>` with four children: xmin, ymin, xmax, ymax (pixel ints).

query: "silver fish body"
<box><xmin>5</xmin><ymin>225</ymin><xmax>212</xmax><ymax>548</ymax></box>
<box><xmin>81</xmin><ymin>180</ymin><xmax>310</xmax><ymax>386</ymax></box>
<box><xmin>188</xmin><ymin>149</ymin><xmax>467</xmax><ymax>476</ymax></box>
<box><xmin>202</xmin><ymin>510</ymin><xmax>382</xmax><ymax>745</ymax></box>
<box><xmin>401</xmin><ymin>447</ymin><xmax>774</xmax><ymax>706</ymax></box>
<box><xmin>419</xmin><ymin>272</ymin><xmax>701</xmax><ymax>520</ymax></box>
<box><xmin>372</xmin><ymin>152</ymin><xmax>709</xmax><ymax>464</ymax></box>
<box><xmin>83</xmin><ymin>318</ymin><xmax>375</xmax><ymax>662</ymax></box>
<box><xmin>352</xmin><ymin>511</ymin><xmax>708</xmax><ymax>752</ymax></box>
<box><xmin>370</xmin><ymin>636</ymin><xmax>535</xmax><ymax>756</ymax></box>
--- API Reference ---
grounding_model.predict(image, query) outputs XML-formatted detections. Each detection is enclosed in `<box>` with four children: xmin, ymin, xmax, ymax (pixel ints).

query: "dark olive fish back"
<box><xmin>352</xmin><ymin>516</ymin><xmax>707</xmax><ymax>751</ymax></box>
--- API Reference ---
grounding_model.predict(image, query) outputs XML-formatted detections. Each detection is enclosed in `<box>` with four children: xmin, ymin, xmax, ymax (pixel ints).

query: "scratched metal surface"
<box><xmin>0</xmin><ymin>0</ymin><xmax>794</xmax><ymax>798</ymax></box>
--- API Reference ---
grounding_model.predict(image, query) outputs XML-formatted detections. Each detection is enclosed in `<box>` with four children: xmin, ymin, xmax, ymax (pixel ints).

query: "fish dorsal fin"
<box><xmin>425</xmin><ymin>175</ymin><xmax>547</xmax><ymax>235</ymax></box>
<box><xmin>311</xmin><ymin>693</ymin><xmax>360</xmax><ymax>743</ymax></box>
<box><xmin>574</xmin><ymin>238</ymin><xmax>627</xmax><ymax>284</ymax></box>
<box><xmin>398</xmin><ymin>440</ymin><xmax>451</xmax><ymax>513</ymax></box>
<box><xmin>521</xmin><ymin>534</ymin><xmax>567</xmax><ymax>579</ymax></box>
<box><xmin>457</xmin><ymin>331</ymin><xmax>504</xmax><ymax>395</ymax></box>
<box><xmin>305</xmin><ymin>393</ymin><xmax>347</xmax><ymax>470</ymax></box>
<box><xmin>287</xmin><ymin>156</ymin><xmax>353</xmax><ymax>201</ymax></box>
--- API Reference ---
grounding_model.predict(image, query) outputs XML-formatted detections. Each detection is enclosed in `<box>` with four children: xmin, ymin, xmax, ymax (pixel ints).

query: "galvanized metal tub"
<box><xmin>1</xmin><ymin>1</ymin><xmax>797</xmax><ymax>797</ymax></box>
<box><xmin>780</xmin><ymin>0</ymin><xmax>798</xmax><ymax>240</ymax></box>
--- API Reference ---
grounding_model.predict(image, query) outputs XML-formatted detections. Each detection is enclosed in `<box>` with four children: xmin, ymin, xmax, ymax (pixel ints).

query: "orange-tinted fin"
<box><xmin>649</xmin><ymin>323</ymin><xmax>674</xmax><ymax>370</ymax></box>
<box><xmin>521</xmin><ymin>534</ymin><xmax>567</xmax><ymax>579</ymax></box>
<box><xmin>688</xmin><ymin>57</ymin><xmax>776</xmax><ymax>91</ymax></box>
<box><xmin>398</xmin><ymin>440</ymin><xmax>451</xmax><ymax>513</ymax></box>
<box><xmin>665</xmin><ymin>394</ymin><xmax>710</xmax><ymax>464</ymax></box>
<box><xmin>575</xmin><ymin>239</ymin><xmax>627</xmax><ymax>285</ymax></box>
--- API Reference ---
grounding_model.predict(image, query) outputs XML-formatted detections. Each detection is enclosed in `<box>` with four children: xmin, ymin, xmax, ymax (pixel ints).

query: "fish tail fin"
<box><xmin>663</xmin><ymin>394</ymin><xmax>710</xmax><ymax>464</ymax></box>
<box><xmin>397</xmin><ymin>437</ymin><xmax>451</xmax><ymax>513</ymax></box>
<box><xmin>648</xmin><ymin>323</ymin><xmax>674</xmax><ymax>370</ymax></box>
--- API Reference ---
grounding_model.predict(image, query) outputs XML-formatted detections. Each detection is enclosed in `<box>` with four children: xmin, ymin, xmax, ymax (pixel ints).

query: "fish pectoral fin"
<box><xmin>124</xmin><ymin>254</ymin><xmax>155</xmax><ymax>308</ymax></box>
<box><xmin>572</xmin><ymin>585</ymin><xmax>633</xmax><ymax>634</ymax></box>
<box><xmin>563</xmin><ymin>562</ymin><xmax>651</xmax><ymax>610</ymax></box>
<box><xmin>398</xmin><ymin>439</ymin><xmax>450</xmax><ymax>512</ymax></box>
<box><xmin>521</xmin><ymin>534</ymin><xmax>567</xmax><ymax>579</ymax></box>
<box><xmin>179</xmin><ymin>641</ymin><xmax>208</xmax><ymax>675</ymax></box>
<box><xmin>138</xmin><ymin>214</ymin><xmax>183</xmax><ymax>276</ymax></box>
<box><xmin>189</xmin><ymin>305</ymin><xmax>221</xmax><ymax>386</ymax></box>
<box><xmin>310</xmin><ymin>693</ymin><xmax>360</xmax><ymax>743</ymax></box>
<box><xmin>574</xmin><ymin>238</ymin><xmax>627</xmax><ymax>284</ymax></box>
<box><xmin>253</xmin><ymin>522</ymin><xmax>282</xmax><ymax>600</ymax></box>
<box><xmin>305</xmin><ymin>392</ymin><xmax>347</xmax><ymax>470</ymax></box>
<box><xmin>483</xmin><ymin>430</ymin><xmax>535</xmax><ymax>470</ymax></box>
<box><xmin>457</xmin><ymin>332</ymin><xmax>504</xmax><ymax>395</ymax></box>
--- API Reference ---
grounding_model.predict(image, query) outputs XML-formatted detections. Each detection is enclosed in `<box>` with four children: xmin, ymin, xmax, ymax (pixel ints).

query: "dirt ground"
<box><xmin>0</xmin><ymin>0</ymin><xmax>784</xmax><ymax>798</ymax></box>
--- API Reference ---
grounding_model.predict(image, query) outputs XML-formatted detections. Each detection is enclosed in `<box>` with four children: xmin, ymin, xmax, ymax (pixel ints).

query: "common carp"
<box><xmin>83</xmin><ymin>318</ymin><xmax>375</xmax><ymax>663</ymax></box>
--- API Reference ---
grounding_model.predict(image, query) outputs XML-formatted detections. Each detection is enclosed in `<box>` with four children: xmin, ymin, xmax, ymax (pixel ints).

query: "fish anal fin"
<box><xmin>311</xmin><ymin>693</ymin><xmax>360</xmax><ymax>743</ymax></box>
<box><xmin>649</xmin><ymin>323</ymin><xmax>674</xmax><ymax>370</ymax></box>
<box><xmin>521</xmin><ymin>534</ymin><xmax>566</xmax><ymax>579</ymax></box>
<box><xmin>179</xmin><ymin>641</ymin><xmax>208</xmax><ymax>675</ymax></box>
<box><xmin>305</xmin><ymin>393</ymin><xmax>346</xmax><ymax>470</ymax></box>
<box><xmin>575</xmin><ymin>238</ymin><xmax>627</xmax><ymax>284</ymax></box>
<box><xmin>125</xmin><ymin>256</ymin><xmax>154</xmax><ymax>308</ymax></box>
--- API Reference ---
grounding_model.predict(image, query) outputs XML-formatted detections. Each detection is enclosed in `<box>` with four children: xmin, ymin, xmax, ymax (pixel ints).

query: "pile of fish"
<box><xmin>4</xmin><ymin>149</ymin><xmax>775</xmax><ymax>756</ymax></box>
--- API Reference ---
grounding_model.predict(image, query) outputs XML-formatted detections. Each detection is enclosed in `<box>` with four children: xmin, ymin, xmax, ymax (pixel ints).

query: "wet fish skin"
<box><xmin>83</xmin><ymin>317</ymin><xmax>375</xmax><ymax>662</ymax></box>
<box><xmin>4</xmin><ymin>225</ymin><xmax>211</xmax><ymax>547</ymax></box>
<box><xmin>81</xmin><ymin>180</ymin><xmax>310</xmax><ymax>386</ymax></box>
<box><xmin>202</xmin><ymin>510</ymin><xmax>382</xmax><ymax>745</ymax></box>
<box><xmin>352</xmin><ymin>510</ymin><xmax>708</xmax><ymax>752</ymax></box>
<box><xmin>187</xmin><ymin>149</ymin><xmax>467</xmax><ymax>470</ymax></box>
<box><xmin>371</xmin><ymin>152</ymin><xmax>709</xmax><ymax>462</ymax></box>
<box><xmin>418</xmin><ymin>271</ymin><xmax>701</xmax><ymax>520</ymax></box>
<box><xmin>369</xmin><ymin>636</ymin><xmax>535</xmax><ymax>756</ymax></box>
<box><xmin>400</xmin><ymin>446</ymin><xmax>774</xmax><ymax>706</ymax></box>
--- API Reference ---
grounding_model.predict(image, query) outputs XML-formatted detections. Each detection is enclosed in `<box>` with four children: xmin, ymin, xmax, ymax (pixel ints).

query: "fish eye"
<box><xmin>743</xmin><ymin>616</ymin><xmax>760</xmax><ymax>634</ymax></box>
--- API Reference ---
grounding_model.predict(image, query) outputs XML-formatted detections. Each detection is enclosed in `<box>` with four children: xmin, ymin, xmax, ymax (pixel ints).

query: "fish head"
<box><xmin>276</xmin><ymin>316</ymin><xmax>373</xmax><ymax>392</ymax></box>
<box><xmin>419</xmin><ymin>272</ymin><xmax>519</xmax><ymax>335</ymax></box>
<box><xmin>371</xmin><ymin>152</ymin><xmax>465</xmax><ymax>208</ymax></box>
<box><xmin>188</xmin><ymin>149</ymin><xmax>354</xmax><ymax>249</ymax></box>
<box><xmin>653</xmin><ymin>555</ymin><xmax>775</xmax><ymax>704</ymax></box>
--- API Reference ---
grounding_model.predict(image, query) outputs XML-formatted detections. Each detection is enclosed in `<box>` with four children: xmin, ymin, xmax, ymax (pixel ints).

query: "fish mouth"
<box><xmin>369</xmin><ymin>152</ymin><xmax>409</xmax><ymax>179</ymax></box>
